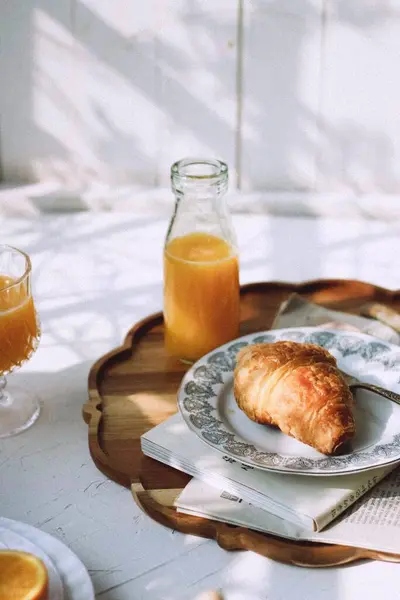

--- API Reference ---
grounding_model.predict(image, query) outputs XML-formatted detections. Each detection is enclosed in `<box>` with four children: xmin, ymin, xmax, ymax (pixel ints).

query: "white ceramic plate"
<box><xmin>0</xmin><ymin>517</ymin><xmax>94</xmax><ymax>600</ymax></box>
<box><xmin>0</xmin><ymin>526</ymin><xmax>64</xmax><ymax>599</ymax></box>
<box><xmin>178</xmin><ymin>327</ymin><xmax>400</xmax><ymax>476</ymax></box>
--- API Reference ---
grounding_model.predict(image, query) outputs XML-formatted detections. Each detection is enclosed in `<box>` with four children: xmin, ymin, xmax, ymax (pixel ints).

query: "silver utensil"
<box><xmin>341</xmin><ymin>370</ymin><xmax>400</xmax><ymax>406</ymax></box>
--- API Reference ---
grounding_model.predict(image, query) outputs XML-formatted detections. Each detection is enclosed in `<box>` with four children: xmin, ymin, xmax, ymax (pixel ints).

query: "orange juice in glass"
<box><xmin>0</xmin><ymin>246</ymin><xmax>41</xmax><ymax>437</ymax></box>
<box><xmin>0</xmin><ymin>275</ymin><xmax>39</xmax><ymax>373</ymax></box>
<box><xmin>164</xmin><ymin>158</ymin><xmax>240</xmax><ymax>362</ymax></box>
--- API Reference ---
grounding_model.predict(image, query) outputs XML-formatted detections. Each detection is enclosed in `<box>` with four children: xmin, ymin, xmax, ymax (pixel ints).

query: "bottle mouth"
<box><xmin>171</xmin><ymin>158</ymin><xmax>228</xmax><ymax>196</ymax></box>
<box><xmin>171</xmin><ymin>158</ymin><xmax>228</xmax><ymax>181</ymax></box>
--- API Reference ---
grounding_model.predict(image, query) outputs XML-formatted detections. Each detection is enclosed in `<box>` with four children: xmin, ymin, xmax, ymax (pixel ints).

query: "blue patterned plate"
<box><xmin>177</xmin><ymin>327</ymin><xmax>400</xmax><ymax>475</ymax></box>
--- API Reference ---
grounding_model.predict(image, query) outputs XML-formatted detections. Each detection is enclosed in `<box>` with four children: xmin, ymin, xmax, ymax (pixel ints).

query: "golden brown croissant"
<box><xmin>234</xmin><ymin>341</ymin><xmax>355</xmax><ymax>455</ymax></box>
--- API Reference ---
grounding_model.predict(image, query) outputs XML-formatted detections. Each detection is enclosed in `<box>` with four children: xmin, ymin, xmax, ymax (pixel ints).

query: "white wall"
<box><xmin>1</xmin><ymin>0</ymin><xmax>400</xmax><ymax>194</ymax></box>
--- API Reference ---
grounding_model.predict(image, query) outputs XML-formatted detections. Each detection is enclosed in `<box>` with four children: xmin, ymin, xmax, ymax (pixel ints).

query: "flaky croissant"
<box><xmin>234</xmin><ymin>341</ymin><xmax>355</xmax><ymax>455</ymax></box>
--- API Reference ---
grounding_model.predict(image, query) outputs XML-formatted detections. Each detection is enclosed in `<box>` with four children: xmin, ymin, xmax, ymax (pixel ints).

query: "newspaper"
<box><xmin>141</xmin><ymin>413</ymin><xmax>396</xmax><ymax>532</ymax></box>
<box><xmin>175</xmin><ymin>473</ymin><xmax>400</xmax><ymax>554</ymax></box>
<box><xmin>271</xmin><ymin>293</ymin><xmax>400</xmax><ymax>344</ymax></box>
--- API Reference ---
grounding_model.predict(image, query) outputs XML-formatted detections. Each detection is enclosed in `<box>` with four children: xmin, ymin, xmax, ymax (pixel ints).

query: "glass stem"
<box><xmin>0</xmin><ymin>376</ymin><xmax>7</xmax><ymax>406</ymax></box>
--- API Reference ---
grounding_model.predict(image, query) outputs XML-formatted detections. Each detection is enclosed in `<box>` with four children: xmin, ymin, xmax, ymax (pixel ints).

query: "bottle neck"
<box><xmin>174</xmin><ymin>187</ymin><xmax>226</xmax><ymax>215</ymax></box>
<box><xmin>167</xmin><ymin>191</ymin><xmax>235</xmax><ymax>248</ymax></box>
<box><xmin>166</xmin><ymin>157</ymin><xmax>235</xmax><ymax>248</ymax></box>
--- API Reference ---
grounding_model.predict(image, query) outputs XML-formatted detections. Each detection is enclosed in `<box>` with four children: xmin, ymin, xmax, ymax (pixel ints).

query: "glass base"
<box><xmin>0</xmin><ymin>385</ymin><xmax>41</xmax><ymax>438</ymax></box>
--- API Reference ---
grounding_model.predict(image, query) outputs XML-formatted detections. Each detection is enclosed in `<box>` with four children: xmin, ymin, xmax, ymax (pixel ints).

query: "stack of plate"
<box><xmin>0</xmin><ymin>517</ymin><xmax>94</xmax><ymax>600</ymax></box>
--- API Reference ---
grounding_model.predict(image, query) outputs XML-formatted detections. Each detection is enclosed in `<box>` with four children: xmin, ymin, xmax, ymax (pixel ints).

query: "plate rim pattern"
<box><xmin>178</xmin><ymin>327</ymin><xmax>400</xmax><ymax>475</ymax></box>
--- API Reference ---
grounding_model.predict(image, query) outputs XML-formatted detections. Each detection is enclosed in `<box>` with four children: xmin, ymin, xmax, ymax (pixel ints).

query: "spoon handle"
<box><xmin>350</xmin><ymin>382</ymin><xmax>400</xmax><ymax>407</ymax></box>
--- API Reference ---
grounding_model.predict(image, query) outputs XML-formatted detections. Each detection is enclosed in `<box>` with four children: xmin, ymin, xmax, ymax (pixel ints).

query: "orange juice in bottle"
<box><xmin>164</xmin><ymin>158</ymin><xmax>239</xmax><ymax>362</ymax></box>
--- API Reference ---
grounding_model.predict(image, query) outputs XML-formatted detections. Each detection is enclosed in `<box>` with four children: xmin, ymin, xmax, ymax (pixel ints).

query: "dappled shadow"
<box><xmin>0</xmin><ymin>213</ymin><xmax>357</xmax><ymax>599</ymax></box>
<box><xmin>1</xmin><ymin>211</ymin><xmax>399</xmax><ymax>598</ymax></box>
<box><xmin>1</xmin><ymin>0</ymin><xmax>237</xmax><ymax>188</ymax></box>
<box><xmin>1</xmin><ymin>0</ymin><xmax>399</xmax><ymax>199</ymax></box>
<box><xmin>2</xmin><ymin>3</ymin><xmax>400</xmax><ymax>599</ymax></box>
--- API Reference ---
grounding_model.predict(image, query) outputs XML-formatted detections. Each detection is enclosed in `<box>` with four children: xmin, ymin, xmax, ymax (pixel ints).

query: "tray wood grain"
<box><xmin>83</xmin><ymin>279</ymin><xmax>400</xmax><ymax>567</ymax></box>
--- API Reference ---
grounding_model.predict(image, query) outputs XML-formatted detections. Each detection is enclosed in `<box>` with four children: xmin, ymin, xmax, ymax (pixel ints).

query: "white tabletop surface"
<box><xmin>1</xmin><ymin>211</ymin><xmax>400</xmax><ymax>600</ymax></box>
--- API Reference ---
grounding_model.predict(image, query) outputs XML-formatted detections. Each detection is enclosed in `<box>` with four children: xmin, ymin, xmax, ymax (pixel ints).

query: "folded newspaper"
<box><xmin>141</xmin><ymin>294</ymin><xmax>400</xmax><ymax>533</ymax></box>
<box><xmin>271</xmin><ymin>293</ymin><xmax>400</xmax><ymax>345</ymax></box>
<box><xmin>141</xmin><ymin>413</ymin><xmax>396</xmax><ymax>531</ymax></box>
<box><xmin>175</xmin><ymin>475</ymin><xmax>400</xmax><ymax>554</ymax></box>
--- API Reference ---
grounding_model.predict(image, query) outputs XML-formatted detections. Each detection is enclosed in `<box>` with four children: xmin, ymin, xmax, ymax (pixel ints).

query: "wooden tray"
<box><xmin>83</xmin><ymin>280</ymin><xmax>400</xmax><ymax>568</ymax></box>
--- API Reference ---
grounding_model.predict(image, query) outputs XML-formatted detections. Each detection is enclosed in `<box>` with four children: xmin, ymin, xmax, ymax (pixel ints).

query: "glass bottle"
<box><xmin>163</xmin><ymin>157</ymin><xmax>240</xmax><ymax>363</ymax></box>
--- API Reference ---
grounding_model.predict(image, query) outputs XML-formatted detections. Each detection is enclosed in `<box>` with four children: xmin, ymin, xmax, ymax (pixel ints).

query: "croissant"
<box><xmin>234</xmin><ymin>341</ymin><xmax>355</xmax><ymax>455</ymax></box>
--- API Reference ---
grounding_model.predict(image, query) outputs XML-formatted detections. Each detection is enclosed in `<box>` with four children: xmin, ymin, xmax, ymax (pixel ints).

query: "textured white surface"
<box><xmin>0</xmin><ymin>212</ymin><xmax>399</xmax><ymax>600</ymax></box>
<box><xmin>3</xmin><ymin>184</ymin><xmax>400</xmax><ymax>221</ymax></box>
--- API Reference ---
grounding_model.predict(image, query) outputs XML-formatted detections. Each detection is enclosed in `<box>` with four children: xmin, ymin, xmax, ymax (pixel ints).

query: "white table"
<box><xmin>1</xmin><ymin>211</ymin><xmax>400</xmax><ymax>600</ymax></box>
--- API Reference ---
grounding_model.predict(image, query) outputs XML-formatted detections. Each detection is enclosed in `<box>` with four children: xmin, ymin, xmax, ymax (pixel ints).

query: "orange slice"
<box><xmin>0</xmin><ymin>550</ymin><xmax>49</xmax><ymax>600</ymax></box>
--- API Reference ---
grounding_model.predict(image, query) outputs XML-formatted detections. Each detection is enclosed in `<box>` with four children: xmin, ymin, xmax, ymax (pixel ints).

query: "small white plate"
<box><xmin>0</xmin><ymin>517</ymin><xmax>94</xmax><ymax>600</ymax></box>
<box><xmin>0</xmin><ymin>526</ymin><xmax>64</xmax><ymax>599</ymax></box>
<box><xmin>178</xmin><ymin>327</ymin><xmax>400</xmax><ymax>476</ymax></box>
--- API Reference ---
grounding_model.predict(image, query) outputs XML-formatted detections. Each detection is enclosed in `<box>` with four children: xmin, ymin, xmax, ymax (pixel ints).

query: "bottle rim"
<box><xmin>171</xmin><ymin>158</ymin><xmax>228</xmax><ymax>182</ymax></box>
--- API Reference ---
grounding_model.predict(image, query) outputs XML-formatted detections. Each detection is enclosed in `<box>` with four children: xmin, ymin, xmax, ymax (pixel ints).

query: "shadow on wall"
<box><xmin>0</xmin><ymin>0</ymin><xmax>398</xmax><ymax>196</ymax></box>
<box><xmin>1</xmin><ymin>0</ymin><xmax>237</xmax><ymax>188</ymax></box>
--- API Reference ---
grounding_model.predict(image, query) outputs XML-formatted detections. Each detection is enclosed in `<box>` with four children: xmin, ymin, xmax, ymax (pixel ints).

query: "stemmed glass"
<box><xmin>0</xmin><ymin>245</ymin><xmax>41</xmax><ymax>437</ymax></box>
